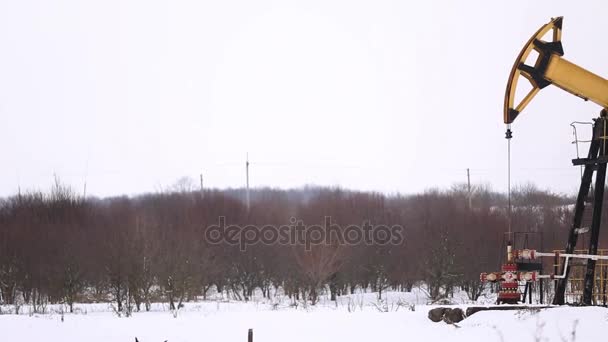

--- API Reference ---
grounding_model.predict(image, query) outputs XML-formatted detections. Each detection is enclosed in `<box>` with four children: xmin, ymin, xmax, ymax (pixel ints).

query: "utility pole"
<box><xmin>467</xmin><ymin>168</ymin><xmax>472</xmax><ymax>210</ymax></box>
<box><xmin>246</xmin><ymin>153</ymin><xmax>250</xmax><ymax>212</ymax></box>
<box><xmin>16</xmin><ymin>170</ymin><xmax>21</xmax><ymax>200</ymax></box>
<box><xmin>200</xmin><ymin>173</ymin><xmax>204</xmax><ymax>198</ymax></box>
<box><xmin>83</xmin><ymin>151</ymin><xmax>90</xmax><ymax>199</ymax></box>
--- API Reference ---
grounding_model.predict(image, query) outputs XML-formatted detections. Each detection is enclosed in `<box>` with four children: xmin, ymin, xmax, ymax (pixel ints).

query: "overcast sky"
<box><xmin>1</xmin><ymin>0</ymin><xmax>607</xmax><ymax>198</ymax></box>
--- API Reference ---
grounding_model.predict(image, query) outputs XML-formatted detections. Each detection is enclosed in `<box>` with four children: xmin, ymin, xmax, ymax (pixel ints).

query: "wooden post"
<box><xmin>467</xmin><ymin>168</ymin><xmax>472</xmax><ymax>210</ymax></box>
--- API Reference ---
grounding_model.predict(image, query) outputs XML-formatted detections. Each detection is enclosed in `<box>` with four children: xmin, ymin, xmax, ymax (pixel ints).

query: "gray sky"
<box><xmin>1</xmin><ymin>0</ymin><xmax>606</xmax><ymax>197</ymax></box>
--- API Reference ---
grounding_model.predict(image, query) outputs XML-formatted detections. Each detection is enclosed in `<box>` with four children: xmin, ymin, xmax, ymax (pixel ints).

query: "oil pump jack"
<box><xmin>481</xmin><ymin>17</ymin><xmax>608</xmax><ymax>305</ymax></box>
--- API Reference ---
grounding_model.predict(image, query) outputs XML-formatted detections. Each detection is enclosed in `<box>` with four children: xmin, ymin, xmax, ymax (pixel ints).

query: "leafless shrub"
<box><xmin>0</xmin><ymin>183</ymin><xmax>578</xmax><ymax>312</ymax></box>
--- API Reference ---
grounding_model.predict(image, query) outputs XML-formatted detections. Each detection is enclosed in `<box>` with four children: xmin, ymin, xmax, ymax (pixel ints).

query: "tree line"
<box><xmin>0</xmin><ymin>179</ymin><xmax>594</xmax><ymax>314</ymax></box>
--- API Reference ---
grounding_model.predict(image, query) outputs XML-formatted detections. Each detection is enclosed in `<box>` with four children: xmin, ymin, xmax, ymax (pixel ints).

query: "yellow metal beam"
<box><xmin>504</xmin><ymin>17</ymin><xmax>608</xmax><ymax>124</ymax></box>
<box><xmin>545</xmin><ymin>55</ymin><xmax>608</xmax><ymax>108</ymax></box>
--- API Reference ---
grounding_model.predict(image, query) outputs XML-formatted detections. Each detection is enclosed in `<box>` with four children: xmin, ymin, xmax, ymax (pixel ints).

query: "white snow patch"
<box><xmin>1</xmin><ymin>290</ymin><xmax>606</xmax><ymax>341</ymax></box>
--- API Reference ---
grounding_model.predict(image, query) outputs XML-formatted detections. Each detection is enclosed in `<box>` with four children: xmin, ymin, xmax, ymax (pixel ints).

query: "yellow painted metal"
<box><xmin>504</xmin><ymin>16</ymin><xmax>608</xmax><ymax>124</ymax></box>
<box><xmin>504</xmin><ymin>17</ymin><xmax>561</xmax><ymax>123</ymax></box>
<box><xmin>545</xmin><ymin>55</ymin><xmax>608</xmax><ymax>107</ymax></box>
<box><xmin>515</xmin><ymin>87</ymin><xmax>540</xmax><ymax>114</ymax></box>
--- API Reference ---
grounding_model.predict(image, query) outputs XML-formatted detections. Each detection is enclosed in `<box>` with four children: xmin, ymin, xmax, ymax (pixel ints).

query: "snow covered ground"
<box><xmin>1</xmin><ymin>289</ymin><xmax>607</xmax><ymax>342</ymax></box>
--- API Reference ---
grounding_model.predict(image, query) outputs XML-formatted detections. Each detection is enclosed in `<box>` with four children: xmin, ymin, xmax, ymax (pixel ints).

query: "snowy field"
<box><xmin>1</xmin><ymin>289</ymin><xmax>607</xmax><ymax>342</ymax></box>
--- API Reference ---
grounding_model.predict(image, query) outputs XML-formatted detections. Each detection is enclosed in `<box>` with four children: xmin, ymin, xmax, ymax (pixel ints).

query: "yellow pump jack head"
<box><xmin>504</xmin><ymin>17</ymin><xmax>608</xmax><ymax>124</ymax></box>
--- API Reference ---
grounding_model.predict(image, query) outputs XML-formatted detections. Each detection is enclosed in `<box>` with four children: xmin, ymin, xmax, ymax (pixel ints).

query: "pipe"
<box><xmin>516</xmin><ymin>249</ymin><xmax>608</xmax><ymax>261</ymax></box>
<box><xmin>537</xmin><ymin>257</ymin><xmax>570</xmax><ymax>279</ymax></box>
